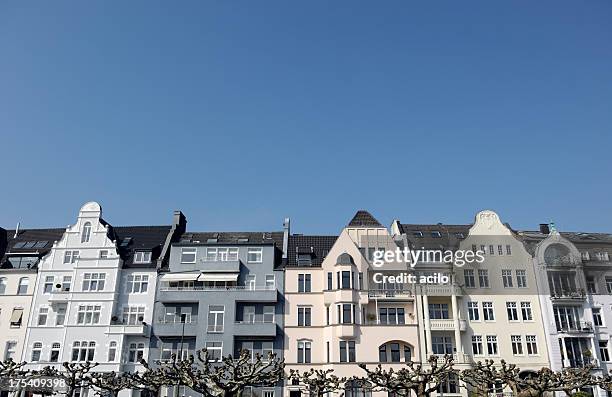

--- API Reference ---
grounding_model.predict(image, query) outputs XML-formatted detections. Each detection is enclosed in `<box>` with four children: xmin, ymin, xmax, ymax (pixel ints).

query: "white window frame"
<box><xmin>516</xmin><ymin>270</ymin><xmax>528</xmax><ymax>288</ymax></box>
<box><xmin>502</xmin><ymin>270</ymin><xmax>513</xmax><ymax>288</ymax></box>
<box><xmin>77</xmin><ymin>305</ymin><xmax>102</xmax><ymax>325</ymax></box>
<box><xmin>468</xmin><ymin>301</ymin><xmax>480</xmax><ymax>321</ymax></box>
<box><xmin>64</xmin><ymin>250</ymin><xmax>80</xmax><ymax>264</ymax></box>
<box><xmin>204</xmin><ymin>341</ymin><xmax>223</xmax><ymax>361</ymax></box>
<box><xmin>82</xmin><ymin>273</ymin><xmax>106</xmax><ymax>292</ymax></box>
<box><xmin>181</xmin><ymin>247</ymin><xmax>197</xmax><ymax>263</ymax></box>
<box><xmin>521</xmin><ymin>301</ymin><xmax>533</xmax><ymax>321</ymax></box>
<box><xmin>133</xmin><ymin>251</ymin><xmax>152</xmax><ymax>264</ymax></box>
<box><xmin>511</xmin><ymin>335</ymin><xmax>524</xmax><ymax>355</ymax></box>
<box><xmin>526</xmin><ymin>335</ymin><xmax>538</xmax><ymax>355</ymax></box>
<box><xmin>506</xmin><ymin>302</ymin><xmax>519</xmax><ymax>322</ymax></box>
<box><xmin>207</xmin><ymin>305</ymin><xmax>225</xmax><ymax>333</ymax></box>
<box><xmin>126</xmin><ymin>274</ymin><xmax>149</xmax><ymax>293</ymax></box>
<box><xmin>247</xmin><ymin>248</ymin><xmax>263</xmax><ymax>263</ymax></box>
<box><xmin>122</xmin><ymin>306</ymin><xmax>146</xmax><ymax>325</ymax></box>
<box><xmin>483</xmin><ymin>302</ymin><xmax>495</xmax><ymax>321</ymax></box>
<box><xmin>38</xmin><ymin>306</ymin><xmax>49</xmax><ymax>326</ymax></box>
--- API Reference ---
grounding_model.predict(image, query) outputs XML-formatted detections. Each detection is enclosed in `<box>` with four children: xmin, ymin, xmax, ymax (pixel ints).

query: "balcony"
<box><xmin>550</xmin><ymin>289</ymin><xmax>586</xmax><ymax>302</ymax></box>
<box><xmin>154</xmin><ymin>315</ymin><xmax>199</xmax><ymax>336</ymax></box>
<box><xmin>556</xmin><ymin>321</ymin><xmax>593</xmax><ymax>334</ymax></box>
<box><xmin>420</xmin><ymin>284</ymin><xmax>463</xmax><ymax>296</ymax></box>
<box><xmin>105</xmin><ymin>320</ymin><xmax>149</xmax><ymax>336</ymax></box>
<box><xmin>234</xmin><ymin>320</ymin><xmax>277</xmax><ymax>337</ymax></box>
<box><xmin>565</xmin><ymin>358</ymin><xmax>599</xmax><ymax>369</ymax></box>
<box><xmin>158</xmin><ymin>285</ymin><xmax>277</xmax><ymax>302</ymax></box>
<box><xmin>48</xmin><ymin>291</ymin><xmax>70</xmax><ymax>303</ymax></box>
<box><xmin>368</xmin><ymin>289</ymin><xmax>414</xmax><ymax>301</ymax></box>
<box><xmin>430</xmin><ymin>318</ymin><xmax>467</xmax><ymax>332</ymax></box>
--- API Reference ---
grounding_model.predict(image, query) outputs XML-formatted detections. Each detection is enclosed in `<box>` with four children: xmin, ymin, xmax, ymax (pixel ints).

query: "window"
<box><xmin>205</xmin><ymin>247</ymin><xmax>238</xmax><ymax>261</ymax></box>
<box><xmin>521</xmin><ymin>302</ymin><xmax>533</xmax><ymax>321</ymax></box>
<box><xmin>506</xmin><ymin>245</ymin><xmax>512</xmax><ymax>255</ymax></box>
<box><xmin>122</xmin><ymin>306</ymin><xmax>145</xmax><ymax>325</ymax></box>
<box><xmin>587</xmin><ymin>277</ymin><xmax>597</xmax><ymax>294</ymax></box>
<box><xmin>82</xmin><ymin>273</ymin><xmax>105</xmax><ymax>291</ymax></box>
<box><xmin>263</xmin><ymin>391</ymin><xmax>274</xmax><ymax>397</ymax></box>
<box><xmin>297</xmin><ymin>340</ymin><xmax>311</xmax><ymax>363</ymax></box>
<box><xmin>506</xmin><ymin>302</ymin><xmax>519</xmax><ymax>321</ymax></box>
<box><xmin>99</xmin><ymin>250</ymin><xmax>109</xmax><ymax>259</ymax></box>
<box><xmin>50</xmin><ymin>343</ymin><xmax>61</xmax><ymax>362</ymax></box>
<box><xmin>600</xmin><ymin>341</ymin><xmax>610</xmax><ymax>362</ymax></box>
<box><xmin>81</xmin><ymin>222</ymin><xmax>92</xmax><ymax>243</ymax></box>
<box><xmin>205</xmin><ymin>342</ymin><xmax>222</xmax><ymax>361</ymax></box>
<box><xmin>327</xmin><ymin>272</ymin><xmax>333</xmax><ymax>290</ymax></box>
<box><xmin>10</xmin><ymin>308</ymin><xmax>24</xmax><ymax>327</ymax></box>
<box><xmin>432</xmin><ymin>336</ymin><xmax>453</xmax><ymax>355</ymax></box>
<box><xmin>44</xmin><ymin>276</ymin><xmax>54</xmax><ymax>293</ymax></box>
<box><xmin>468</xmin><ymin>302</ymin><xmax>480</xmax><ymax>321</ymax></box>
<box><xmin>246</xmin><ymin>275</ymin><xmax>256</xmax><ymax>289</ymax></box>
<box><xmin>526</xmin><ymin>335</ymin><xmax>538</xmax><ymax>355</ymax></box>
<box><xmin>464</xmin><ymin>269</ymin><xmax>475</xmax><ymax>288</ymax></box>
<box><xmin>31</xmin><ymin>342</ymin><xmax>42</xmax><ymax>362</ymax></box>
<box><xmin>265</xmin><ymin>275</ymin><xmax>275</xmax><ymax>290</ymax></box>
<box><xmin>298</xmin><ymin>307</ymin><xmax>312</xmax><ymax>326</ymax></box>
<box><xmin>488</xmin><ymin>245</ymin><xmax>494</xmax><ymax>255</ymax></box>
<box><xmin>298</xmin><ymin>274</ymin><xmax>311</xmax><ymax>292</ymax></box>
<box><xmin>133</xmin><ymin>251</ymin><xmax>152</xmax><ymax>264</ymax></box>
<box><xmin>483</xmin><ymin>302</ymin><xmax>495</xmax><ymax>321</ymax></box>
<box><xmin>500</xmin><ymin>270</ymin><xmax>512</xmax><ymax>288</ymax></box>
<box><xmin>379</xmin><ymin>308</ymin><xmax>405</xmax><ymax>325</ymax></box>
<box><xmin>208</xmin><ymin>305</ymin><xmax>224</xmax><ymax>332</ymax></box>
<box><xmin>17</xmin><ymin>277</ymin><xmax>29</xmax><ymax>295</ymax></box>
<box><xmin>498</xmin><ymin>245</ymin><xmax>503</xmax><ymax>255</ymax></box>
<box><xmin>181</xmin><ymin>248</ymin><xmax>197</xmax><ymax>263</ymax></box>
<box><xmin>38</xmin><ymin>307</ymin><xmax>49</xmax><ymax>326</ymax></box>
<box><xmin>62</xmin><ymin>276</ymin><xmax>72</xmax><ymax>292</ymax></box>
<box><xmin>378</xmin><ymin>343</ymin><xmax>412</xmax><ymax>363</ymax></box>
<box><xmin>128</xmin><ymin>342</ymin><xmax>145</xmax><ymax>362</ymax></box>
<box><xmin>511</xmin><ymin>335</ymin><xmax>523</xmax><ymax>355</ymax></box>
<box><xmin>607</xmin><ymin>278</ymin><xmax>612</xmax><ymax>294</ymax></box>
<box><xmin>263</xmin><ymin>306</ymin><xmax>275</xmax><ymax>323</ymax></box>
<box><xmin>478</xmin><ymin>270</ymin><xmax>489</xmax><ymax>288</ymax></box>
<box><xmin>341</xmin><ymin>271</ymin><xmax>351</xmax><ymax>289</ymax></box>
<box><xmin>486</xmin><ymin>335</ymin><xmax>498</xmax><ymax>355</ymax></box>
<box><xmin>4</xmin><ymin>342</ymin><xmax>17</xmax><ymax>360</ymax></box>
<box><xmin>0</xmin><ymin>278</ymin><xmax>6</xmax><ymax>294</ymax></box>
<box><xmin>71</xmin><ymin>341</ymin><xmax>95</xmax><ymax>362</ymax></box>
<box><xmin>593</xmin><ymin>308</ymin><xmax>603</xmax><ymax>327</ymax></box>
<box><xmin>429</xmin><ymin>303</ymin><xmax>449</xmax><ymax>319</ymax></box>
<box><xmin>480</xmin><ymin>245</ymin><xmax>486</xmax><ymax>255</ymax></box>
<box><xmin>77</xmin><ymin>305</ymin><xmax>102</xmax><ymax>325</ymax></box>
<box><xmin>339</xmin><ymin>303</ymin><xmax>354</xmax><ymax>324</ymax></box>
<box><xmin>63</xmin><ymin>250</ymin><xmax>80</xmax><ymax>264</ymax></box>
<box><xmin>126</xmin><ymin>274</ymin><xmax>149</xmax><ymax>293</ymax></box>
<box><xmin>472</xmin><ymin>335</ymin><xmax>483</xmax><ymax>355</ymax></box>
<box><xmin>247</xmin><ymin>248</ymin><xmax>263</xmax><ymax>263</ymax></box>
<box><xmin>339</xmin><ymin>341</ymin><xmax>356</xmax><ymax>362</ymax></box>
<box><xmin>108</xmin><ymin>341</ymin><xmax>117</xmax><ymax>362</ymax></box>
<box><xmin>516</xmin><ymin>270</ymin><xmax>527</xmax><ymax>288</ymax></box>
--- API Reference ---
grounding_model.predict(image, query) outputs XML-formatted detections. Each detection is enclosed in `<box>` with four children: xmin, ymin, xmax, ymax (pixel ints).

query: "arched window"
<box><xmin>0</xmin><ymin>278</ymin><xmax>6</xmax><ymax>294</ymax></box>
<box><xmin>17</xmin><ymin>277</ymin><xmax>29</xmax><ymax>295</ymax></box>
<box><xmin>50</xmin><ymin>343</ymin><xmax>61</xmax><ymax>362</ymax></box>
<box><xmin>31</xmin><ymin>342</ymin><xmax>42</xmax><ymax>361</ymax></box>
<box><xmin>81</xmin><ymin>222</ymin><xmax>92</xmax><ymax>243</ymax></box>
<box><xmin>378</xmin><ymin>341</ymin><xmax>413</xmax><ymax>363</ymax></box>
<box><xmin>345</xmin><ymin>380</ymin><xmax>372</xmax><ymax>397</ymax></box>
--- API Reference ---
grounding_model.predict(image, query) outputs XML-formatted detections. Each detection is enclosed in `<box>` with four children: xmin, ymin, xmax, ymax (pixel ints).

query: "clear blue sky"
<box><xmin>1</xmin><ymin>1</ymin><xmax>611</xmax><ymax>234</ymax></box>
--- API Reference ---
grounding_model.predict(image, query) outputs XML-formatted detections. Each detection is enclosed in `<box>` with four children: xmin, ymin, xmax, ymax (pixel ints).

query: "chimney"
<box><xmin>282</xmin><ymin>218</ymin><xmax>290</xmax><ymax>259</ymax></box>
<box><xmin>539</xmin><ymin>224</ymin><xmax>550</xmax><ymax>235</ymax></box>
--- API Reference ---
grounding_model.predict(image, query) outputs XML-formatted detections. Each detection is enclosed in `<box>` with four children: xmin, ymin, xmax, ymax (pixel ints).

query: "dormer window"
<box><xmin>134</xmin><ymin>251</ymin><xmax>152</xmax><ymax>264</ymax></box>
<box><xmin>413</xmin><ymin>231</ymin><xmax>423</xmax><ymax>238</ymax></box>
<box><xmin>582</xmin><ymin>252</ymin><xmax>590</xmax><ymax>261</ymax></box>
<box><xmin>431</xmin><ymin>231</ymin><xmax>442</xmax><ymax>238</ymax></box>
<box><xmin>81</xmin><ymin>222</ymin><xmax>92</xmax><ymax>243</ymax></box>
<box><xmin>297</xmin><ymin>253</ymin><xmax>313</xmax><ymax>266</ymax></box>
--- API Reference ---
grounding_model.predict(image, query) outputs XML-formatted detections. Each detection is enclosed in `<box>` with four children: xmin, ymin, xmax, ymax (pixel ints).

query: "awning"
<box><xmin>160</xmin><ymin>273</ymin><xmax>201</xmax><ymax>282</ymax></box>
<box><xmin>10</xmin><ymin>308</ymin><xmax>23</xmax><ymax>323</ymax></box>
<box><xmin>199</xmin><ymin>273</ymin><xmax>239</xmax><ymax>282</ymax></box>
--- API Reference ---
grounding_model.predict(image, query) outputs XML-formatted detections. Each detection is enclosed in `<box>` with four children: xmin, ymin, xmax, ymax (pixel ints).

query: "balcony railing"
<box><xmin>160</xmin><ymin>285</ymin><xmax>276</xmax><ymax>292</ymax></box>
<box><xmin>556</xmin><ymin>321</ymin><xmax>593</xmax><ymax>333</ymax></box>
<box><xmin>157</xmin><ymin>314</ymin><xmax>198</xmax><ymax>324</ymax></box>
<box><xmin>566</xmin><ymin>357</ymin><xmax>599</xmax><ymax>368</ymax></box>
<box><xmin>368</xmin><ymin>289</ymin><xmax>414</xmax><ymax>299</ymax></box>
<box><xmin>550</xmin><ymin>289</ymin><xmax>586</xmax><ymax>300</ymax></box>
<box><xmin>236</xmin><ymin>315</ymin><xmax>275</xmax><ymax>324</ymax></box>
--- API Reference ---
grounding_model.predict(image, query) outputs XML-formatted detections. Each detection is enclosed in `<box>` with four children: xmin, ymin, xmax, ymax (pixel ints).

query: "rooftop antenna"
<box><xmin>14</xmin><ymin>222</ymin><xmax>20</xmax><ymax>238</ymax></box>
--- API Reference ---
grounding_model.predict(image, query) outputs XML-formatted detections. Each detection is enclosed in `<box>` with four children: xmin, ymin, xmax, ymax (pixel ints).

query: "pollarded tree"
<box><xmin>461</xmin><ymin>359</ymin><xmax>503</xmax><ymax>397</ymax></box>
<box><xmin>58</xmin><ymin>361</ymin><xmax>99</xmax><ymax>397</ymax></box>
<box><xmin>85</xmin><ymin>371</ymin><xmax>137</xmax><ymax>397</ymax></box>
<box><xmin>554</xmin><ymin>365</ymin><xmax>597</xmax><ymax>397</ymax></box>
<box><xmin>132</xmin><ymin>360</ymin><xmax>180</xmax><ymax>396</ymax></box>
<box><xmin>0</xmin><ymin>358</ymin><xmax>29</xmax><ymax>378</ymax></box>
<box><xmin>359</xmin><ymin>354</ymin><xmax>457</xmax><ymax>397</ymax></box>
<box><xmin>289</xmin><ymin>368</ymin><xmax>345</xmax><ymax>397</ymax></box>
<box><xmin>596</xmin><ymin>370</ymin><xmax>612</xmax><ymax>394</ymax></box>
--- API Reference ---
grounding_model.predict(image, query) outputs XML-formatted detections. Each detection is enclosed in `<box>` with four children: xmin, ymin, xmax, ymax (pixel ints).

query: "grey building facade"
<box><xmin>151</xmin><ymin>226</ymin><xmax>288</xmax><ymax>397</ymax></box>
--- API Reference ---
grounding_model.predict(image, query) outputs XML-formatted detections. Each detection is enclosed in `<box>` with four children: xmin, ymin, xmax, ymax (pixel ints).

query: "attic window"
<box><xmin>431</xmin><ymin>231</ymin><xmax>442</xmax><ymax>238</ymax></box>
<box><xmin>455</xmin><ymin>233</ymin><xmax>465</xmax><ymax>239</ymax></box>
<box><xmin>134</xmin><ymin>251</ymin><xmax>152</xmax><ymax>264</ymax></box>
<box><xmin>120</xmin><ymin>238</ymin><xmax>133</xmax><ymax>247</ymax></box>
<box><xmin>207</xmin><ymin>238</ymin><xmax>218</xmax><ymax>243</ymax></box>
<box><xmin>297</xmin><ymin>253</ymin><xmax>313</xmax><ymax>266</ymax></box>
<box><xmin>12</xmin><ymin>242</ymin><xmax>27</xmax><ymax>249</ymax></box>
<box><xmin>33</xmin><ymin>241</ymin><xmax>48</xmax><ymax>248</ymax></box>
<box><xmin>23</xmin><ymin>241</ymin><xmax>36</xmax><ymax>249</ymax></box>
<box><xmin>413</xmin><ymin>232</ymin><xmax>423</xmax><ymax>238</ymax></box>
<box><xmin>237</xmin><ymin>238</ymin><xmax>249</xmax><ymax>243</ymax></box>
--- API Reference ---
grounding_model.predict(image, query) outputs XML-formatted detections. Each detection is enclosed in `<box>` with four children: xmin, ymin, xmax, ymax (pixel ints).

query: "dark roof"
<box><xmin>112</xmin><ymin>225</ymin><xmax>172</xmax><ymax>268</ymax></box>
<box><xmin>519</xmin><ymin>230</ymin><xmax>612</xmax><ymax>255</ymax></box>
<box><xmin>0</xmin><ymin>227</ymin><xmax>66</xmax><ymax>270</ymax></box>
<box><xmin>399</xmin><ymin>223</ymin><xmax>470</xmax><ymax>251</ymax></box>
<box><xmin>347</xmin><ymin>210</ymin><xmax>383</xmax><ymax>228</ymax></box>
<box><xmin>286</xmin><ymin>235</ymin><xmax>338</xmax><ymax>267</ymax></box>
<box><xmin>177</xmin><ymin>231</ymin><xmax>284</xmax><ymax>247</ymax></box>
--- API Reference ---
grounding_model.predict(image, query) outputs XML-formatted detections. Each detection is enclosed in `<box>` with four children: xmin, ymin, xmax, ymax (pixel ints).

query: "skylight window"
<box><xmin>455</xmin><ymin>233</ymin><xmax>465</xmax><ymax>239</ymax></box>
<box><xmin>12</xmin><ymin>242</ymin><xmax>27</xmax><ymax>249</ymax></box>
<box><xmin>23</xmin><ymin>241</ymin><xmax>36</xmax><ymax>249</ymax></box>
<box><xmin>431</xmin><ymin>231</ymin><xmax>442</xmax><ymax>238</ymax></box>
<box><xmin>207</xmin><ymin>238</ymin><xmax>218</xmax><ymax>243</ymax></box>
<box><xmin>33</xmin><ymin>241</ymin><xmax>48</xmax><ymax>248</ymax></box>
<box><xmin>413</xmin><ymin>231</ymin><xmax>423</xmax><ymax>238</ymax></box>
<box><xmin>120</xmin><ymin>238</ymin><xmax>133</xmax><ymax>247</ymax></box>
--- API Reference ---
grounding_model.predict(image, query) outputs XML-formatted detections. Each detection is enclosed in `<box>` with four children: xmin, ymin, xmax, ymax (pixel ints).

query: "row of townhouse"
<box><xmin>1</xmin><ymin>203</ymin><xmax>612</xmax><ymax>397</ymax></box>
